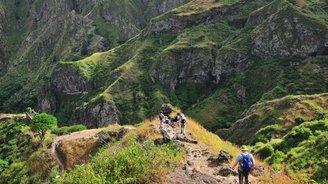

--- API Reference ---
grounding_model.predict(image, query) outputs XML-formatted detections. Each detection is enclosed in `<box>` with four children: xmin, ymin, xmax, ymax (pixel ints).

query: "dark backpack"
<box><xmin>241</xmin><ymin>154</ymin><xmax>252</xmax><ymax>172</ymax></box>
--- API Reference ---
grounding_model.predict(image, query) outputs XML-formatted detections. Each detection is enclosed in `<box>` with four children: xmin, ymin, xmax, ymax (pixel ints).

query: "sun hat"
<box><xmin>241</xmin><ymin>145</ymin><xmax>249</xmax><ymax>151</ymax></box>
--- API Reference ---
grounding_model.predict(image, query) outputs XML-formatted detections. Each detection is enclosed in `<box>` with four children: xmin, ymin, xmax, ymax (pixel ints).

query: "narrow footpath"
<box><xmin>152</xmin><ymin>121</ymin><xmax>259</xmax><ymax>184</ymax></box>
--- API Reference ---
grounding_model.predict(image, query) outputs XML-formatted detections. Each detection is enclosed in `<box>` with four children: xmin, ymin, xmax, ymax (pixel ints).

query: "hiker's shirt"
<box><xmin>180</xmin><ymin>114</ymin><xmax>186</xmax><ymax>122</ymax></box>
<box><xmin>159</xmin><ymin>113</ymin><xmax>164</xmax><ymax>122</ymax></box>
<box><xmin>236</xmin><ymin>152</ymin><xmax>255</xmax><ymax>171</ymax></box>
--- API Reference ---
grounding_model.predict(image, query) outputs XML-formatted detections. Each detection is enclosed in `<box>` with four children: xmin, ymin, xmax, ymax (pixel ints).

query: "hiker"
<box><xmin>164</xmin><ymin>116</ymin><xmax>171</xmax><ymax>125</ymax></box>
<box><xmin>177</xmin><ymin>112</ymin><xmax>186</xmax><ymax>135</ymax></box>
<box><xmin>172</xmin><ymin>115</ymin><xmax>180</xmax><ymax>127</ymax></box>
<box><xmin>159</xmin><ymin>111</ymin><xmax>164</xmax><ymax>127</ymax></box>
<box><xmin>232</xmin><ymin>145</ymin><xmax>255</xmax><ymax>184</ymax></box>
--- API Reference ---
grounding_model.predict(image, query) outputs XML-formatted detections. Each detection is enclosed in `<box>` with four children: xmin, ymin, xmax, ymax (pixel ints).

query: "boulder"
<box><xmin>216</xmin><ymin>166</ymin><xmax>238</xmax><ymax>177</ymax></box>
<box><xmin>160</xmin><ymin>125</ymin><xmax>177</xmax><ymax>141</ymax></box>
<box><xmin>217</xmin><ymin>150</ymin><xmax>232</xmax><ymax>163</ymax></box>
<box><xmin>251</xmin><ymin>165</ymin><xmax>265</xmax><ymax>177</ymax></box>
<box><xmin>208</xmin><ymin>150</ymin><xmax>232</xmax><ymax>166</ymax></box>
<box><xmin>161</xmin><ymin>104</ymin><xmax>174</xmax><ymax>116</ymax></box>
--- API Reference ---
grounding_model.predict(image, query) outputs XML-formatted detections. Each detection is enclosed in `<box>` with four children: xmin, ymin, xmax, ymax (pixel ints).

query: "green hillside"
<box><xmin>0</xmin><ymin>0</ymin><xmax>190</xmax><ymax>112</ymax></box>
<box><xmin>36</xmin><ymin>0</ymin><xmax>328</xmax><ymax>129</ymax></box>
<box><xmin>218</xmin><ymin>93</ymin><xmax>328</xmax><ymax>182</ymax></box>
<box><xmin>0</xmin><ymin>0</ymin><xmax>328</xmax><ymax>183</ymax></box>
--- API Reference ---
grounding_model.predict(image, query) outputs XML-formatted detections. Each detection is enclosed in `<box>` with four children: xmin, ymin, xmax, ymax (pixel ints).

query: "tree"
<box><xmin>31</xmin><ymin>113</ymin><xmax>57</xmax><ymax>144</ymax></box>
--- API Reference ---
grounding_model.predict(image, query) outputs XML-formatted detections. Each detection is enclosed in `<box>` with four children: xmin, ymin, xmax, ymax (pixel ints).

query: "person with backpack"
<box><xmin>164</xmin><ymin>116</ymin><xmax>171</xmax><ymax>125</ymax></box>
<box><xmin>232</xmin><ymin>145</ymin><xmax>255</xmax><ymax>184</ymax></box>
<box><xmin>159</xmin><ymin>111</ymin><xmax>164</xmax><ymax>127</ymax></box>
<box><xmin>177</xmin><ymin>112</ymin><xmax>186</xmax><ymax>135</ymax></box>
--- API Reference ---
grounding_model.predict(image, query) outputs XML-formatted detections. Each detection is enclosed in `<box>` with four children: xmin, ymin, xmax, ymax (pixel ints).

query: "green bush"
<box><xmin>31</xmin><ymin>113</ymin><xmax>57</xmax><ymax>143</ymax></box>
<box><xmin>54</xmin><ymin>140</ymin><xmax>184</xmax><ymax>183</ymax></box>
<box><xmin>272</xmin><ymin>163</ymin><xmax>282</xmax><ymax>171</ymax></box>
<box><xmin>254</xmin><ymin>143</ymin><xmax>274</xmax><ymax>159</ymax></box>
<box><xmin>0</xmin><ymin>161</ymin><xmax>29</xmax><ymax>184</ymax></box>
<box><xmin>284</xmin><ymin>126</ymin><xmax>312</xmax><ymax>147</ymax></box>
<box><xmin>0</xmin><ymin>120</ymin><xmax>31</xmax><ymax>164</ymax></box>
<box><xmin>264</xmin><ymin>150</ymin><xmax>285</xmax><ymax>165</ymax></box>
<box><xmin>253</xmin><ymin>124</ymin><xmax>282</xmax><ymax>143</ymax></box>
<box><xmin>0</xmin><ymin>159</ymin><xmax>8</xmax><ymax>173</ymax></box>
<box><xmin>51</xmin><ymin>125</ymin><xmax>87</xmax><ymax>136</ymax></box>
<box><xmin>294</xmin><ymin>117</ymin><xmax>305</xmax><ymax>125</ymax></box>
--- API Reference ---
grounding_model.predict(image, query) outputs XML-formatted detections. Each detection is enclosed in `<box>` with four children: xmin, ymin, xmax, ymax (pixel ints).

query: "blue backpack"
<box><xmin>241</xmin><ymin>154</ymin><xmax>252</xmax><ymax>172</ymax></box>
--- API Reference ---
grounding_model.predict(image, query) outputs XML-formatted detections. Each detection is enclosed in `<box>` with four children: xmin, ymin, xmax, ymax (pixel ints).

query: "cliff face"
<box><xmin>34</xmin><ymin>0</ymin><xmax>328</xmax><ymax>128</ymax></box>
<box><xmin>0</xmin><ymin>0</ymin><xmax>190</xmax><ymax>112</ymax></box>
<box><xmin>2</xmin><ymin>0</ymin><xmax>328</xmax><ymax>129</ymax></box>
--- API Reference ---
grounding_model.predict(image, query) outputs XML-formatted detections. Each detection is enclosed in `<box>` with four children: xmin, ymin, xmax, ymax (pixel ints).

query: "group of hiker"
<box><xmin>158</xmin><ymin>110</ymin><xmax>187</xmax><ymax>135</ymax></box>
<box><xmin>158</xmin><ymin>109</ymin><xmax>255</xmax><ymax>184</ymax></box>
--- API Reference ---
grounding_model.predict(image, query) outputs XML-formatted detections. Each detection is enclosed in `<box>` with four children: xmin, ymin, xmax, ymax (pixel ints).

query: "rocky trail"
<box><xmin>152</xmin><ymin>121</ymin><xmax>261</xmax><ymax>184</ymax></box>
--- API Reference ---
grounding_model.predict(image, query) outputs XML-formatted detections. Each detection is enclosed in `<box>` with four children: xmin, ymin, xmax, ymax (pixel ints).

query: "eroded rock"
<box><xmin>216</xmin><ymin>166</ymin><xmax>238</xmax><ymax>177</ymax></box>
<box><xmin>252</xmin><ymin>3</ymin><xmax>328</xmax><ymax>58</ymax></box>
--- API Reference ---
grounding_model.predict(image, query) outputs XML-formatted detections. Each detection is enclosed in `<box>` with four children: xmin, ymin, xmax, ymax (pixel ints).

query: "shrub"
<box><xmin>0</xmin><ymin>120</ymin><xmax>31</xmax><ymax>164</ymax></box>
<box><xmin>294</xmin><ymin>117</ymin><xmax>305</xmax><ymax>125</ymax></box>
<box><xmin>54</xmin><ymin>140</ymin><xmax>184</xmax><ymax>183</ymax></box>
<box><xmin>253</xmin><ymin>124</ymin><xmax>282</xmax><ymax>143</ymax></box>
<box><xmin>0</xmin><ymin>159</ymin><xmax>8</xmax><ymax>173</ymax></box>
<box><xmin>31</xmin><ymin>113</ymin><xmax>57</xmax><ymax>143</ymax></box>
<box><xmin>316</xmin><ymin>111</ymin><xmax>325</xmax><ymax>120</ymax></box>
<box><xmin>51</xmin><ymin>125</ymin><xmax>86</xmax><ymax>136</ymax></box>
<box><xmin>254</xmin><ymin>143</ymin><xmax>274</xmax><ymax>159</ymax></box>
<box><xmin>284</xmin><ymin>126</ymin><xmax>312</xmax><ymax>147</ymax></box>
<box><xmin>0</xmin><ymin>161</ymin><xmax>29</xmax><ymax>183</ymax></box>
<box><xmin>265</xmin><ymin>150</ymin><xmax>285</xmax><ymax>165</ymax></box>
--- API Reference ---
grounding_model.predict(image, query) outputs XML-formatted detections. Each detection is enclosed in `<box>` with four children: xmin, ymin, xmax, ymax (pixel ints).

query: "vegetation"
<box><xmin>31</xmin><ymin>113</ymin><xmax>58</xmax><ymax>144</ymax></box>
<box><xmin>51</xmin><ymin>125</ymin><xmax>87</xmax><ymax>136</ymax></box>
<box><xmin>0</xmin><ymin>0</ymin><xmax>328</xmax><ymax>183</ymax></box>
<box><xmin>0</xmin><ymin>120</ymin><xmax>30</xmax><ymax>166</ymax></box>
<box><xmin>253</xmin><ymin>117</ymin><xmax>328</xmax><ymax>183</ymax></box>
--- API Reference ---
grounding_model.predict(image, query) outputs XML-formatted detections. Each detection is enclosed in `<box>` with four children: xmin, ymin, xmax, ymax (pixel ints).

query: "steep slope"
<box><xmin>218</xmin><ymin>93</ymin><xmax>328</xmax><ymax>183</ymax></box>
<box><xmin>49</xmin><ymin>118</ymin><xmax>290</xmax><ymax>184</ymax></box>
<box><xmin>218</xmin><ymin>93</ymin><xmax>328</xmax><ymax>144</ymax></box>
<box><xmin>0</xmin><ymin>0</ymin><xmax>190</xmax><ymax>112</ymax></box>
<box><xmin>39</xmin><ymin>0</ymin><xmax>328</xmax><ymax>129</ymax></box>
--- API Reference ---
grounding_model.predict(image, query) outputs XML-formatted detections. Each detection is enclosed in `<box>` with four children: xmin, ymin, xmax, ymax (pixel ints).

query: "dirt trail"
<box><xmin>152</xmin><ymin>121</ymin><xmax>258</xmax><ymax>184</ymax></box>
<box><xmin>50</xmin><ymin>129</ymin><xmax>101</xmax><ymax>171</ymax></box>
<box><xmin>0</xmin><ymin>113</ymin><xmax>21</xmax><ymax>121</ymax></box>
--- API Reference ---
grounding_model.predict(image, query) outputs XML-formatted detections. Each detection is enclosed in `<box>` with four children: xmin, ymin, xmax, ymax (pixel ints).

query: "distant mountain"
<box><xmin>0</xmin><ymin>0</ymin><xmax>328</xmax><ymax>183</ymax></box>
<box><xmin>34</xmin><ymin>0</ymin><xmax>328</xmax><ymax>129</ymax></box>
<box><xmin>0</xmin><ymin>0</ymin><xmax>189</xmax><ymax>111</ymax></box>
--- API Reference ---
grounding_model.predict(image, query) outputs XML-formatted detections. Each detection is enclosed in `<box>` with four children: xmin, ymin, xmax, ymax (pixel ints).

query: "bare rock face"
<box><xmin>51</xmin><ymin>68</ymin><xmax>88</xmax><ymax>94</ymax></box>
<box><xmin>252</xmin><ymin>4</ymin><xmax>328</xmax><ymax>58</ymax></box>
<box><xmin>151</xmin><ymin>46</ymin><xmax>249</xmax><ymax>90</ymax></box>
<box><xmin>72</xmin><ymin>100</ymin><xmax>119</xmax><ymax>128</ymax></box>
<box><xmin>144</xmin><ymin>2</ymin><xmax>243</xmax><ymax>36</ymax></box>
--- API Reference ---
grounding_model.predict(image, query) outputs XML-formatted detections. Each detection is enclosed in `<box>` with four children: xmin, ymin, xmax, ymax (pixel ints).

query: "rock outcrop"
<box><xmin>252</xmin><ymin>3</ymin><xmax>328</xmax><ymax>58</ymax></box>
<box><xmin>151</xmin><ymin>46</ymin><xmax>249</xmax><ymax>89</ymax></box>
<box><xmin>72</xmin><ymin>100</ymin><xmax>119</xmax><ymax>128</ymax></box>
<box><xmin>51</xmin><ymin>67</ymin><xmax>89</xmax><ymax>94</ymax></box>
<box><xmin>144</xmin><ymin>1</ymin><xmax>245</xmax><ymax>36</ymax></box>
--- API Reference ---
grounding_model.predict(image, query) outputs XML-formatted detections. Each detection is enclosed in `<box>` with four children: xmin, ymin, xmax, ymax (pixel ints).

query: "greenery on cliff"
<box><xmin>0</xmin><ymin>0</ymin><xmax>328</xmax><ymax>183</ymax></box>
